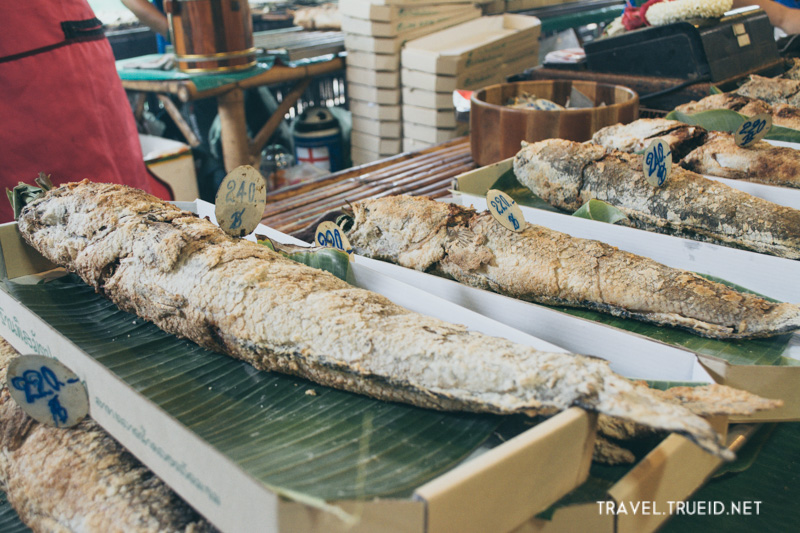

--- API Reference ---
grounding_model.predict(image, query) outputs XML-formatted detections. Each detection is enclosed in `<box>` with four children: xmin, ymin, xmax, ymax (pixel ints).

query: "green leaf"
<box><xmin>665</xmin><ymin>108</ymin><xmax>800</xmax><ymax>143</ymax></box>
<box><xmin>710</xmin><ymin>85</ymin><xmax>723</xmax><ymax>95</ymax></box>
<box><xmin>256</xmin><ymin>237</ymin><xmax>351</xmax><ymax>282</ymax></box>
<box><xmin>0</xmin><ymin>492</ymin><xmax>31</xmax><ymax>533</ymax></box>
<box><xmin>572</xmin><ymin>199</ymin><xmax>629</xmax><ymax>224</ymax></box>
<box><xmin>712</xmin><ymin>424</ymin><xmax>776</xmax><ymax>478</ymax></box>
<box><xmin>3</xmin><ymin>275</ymin><xmax>504</xmax><ymax>501</ymax></box>
<box><xmin>5</xmin><ymin>173</ymin><xmax>54</xmax><ymax>220</ymax></box>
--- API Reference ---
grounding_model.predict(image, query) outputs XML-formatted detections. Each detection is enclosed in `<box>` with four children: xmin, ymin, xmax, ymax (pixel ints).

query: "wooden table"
<box><xmin>120</xmin><ymin>56</ymin><xmax>345</xmax><ymax>172</ymax></box>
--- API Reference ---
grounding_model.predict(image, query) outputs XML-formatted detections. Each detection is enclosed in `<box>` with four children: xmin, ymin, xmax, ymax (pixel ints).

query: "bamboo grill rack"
<box><xmin>260</xmin><ymin>137</ymin><xmax>475</xmax><ymax>238</ymax></box>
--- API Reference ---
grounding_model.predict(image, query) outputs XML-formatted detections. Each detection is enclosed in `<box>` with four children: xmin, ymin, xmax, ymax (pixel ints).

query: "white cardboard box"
<box><xmin>339</xmin><ymin>0</ymin><xmax>469</xmax><ymax>22</ymax></box>
<box><xmin>402</xmin><ymin>86</ymin><xmax>453</xmax><ymax>109</ymax></box>
<box><xmin>348</xmin><ymin>82</ymin><xmax>402</xmax><ymax>104</ymax></box>
<box><xmin>350</xmin><ymin>99</ymin><xmax>402</xmax><ymax>121</ymax></box>
<box><xmin>345</xmin><ymin>33</ymin><xmax>405</xmax><ymax>54</ymax></box>
<box><xmin>403</xmin><ymin>122</ymin><xmax>461</xmax><ymax>144</ymax></box>
<box><xmin>346</xmin><ymin>51</ymin><xmax>401</xmax><ymax>71</ymax></box>
<box><xmin>402</xmin><ymin>67</ymin><xmax>505</xmax><ymax>92</ymax></box>
<box><xmin>347</xmin><ymin>66</ymin><xmax>400</xmax><ymax>88</ymax></box>
<box><xmin>139</xmin><ymin>134</ymin><xmax>198</xmax><ymax>202</ymax></box>
<box><xmin>351</xmin><ymin>130</ymin><xmax>402</xmax><ymax>153</ymax></box>
<box><xmin>341</xmin><ymin>7</ymin><xmax>480</xmax><ymax>37</ymax></box>
<box><xmin>403</xmin><ymin>137</ymin><xmax>435</xmax><ymax>151</ymax></box>
<box><xmin>353</xmin><ymin>115</ymin><xmax>403</xmax><ymax>137</ymax></box>
<box><xmin>402</xmin><ymin>104</ymin><xmax>457</xmax><ymax>127</ymax></box>
<box><xmin>402</xmin><ymin>14</ymin><xmax>541</xmax><ymax>75</ymax></box>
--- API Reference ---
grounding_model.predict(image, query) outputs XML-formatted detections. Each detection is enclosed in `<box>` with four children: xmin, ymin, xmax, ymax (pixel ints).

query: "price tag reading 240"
<box><xmin>734</xmin><ymin>114</ymin><xmax>772</xmax><ymax>148</ymax></box>
<box><xmin>642</xmin><ymin>139</ymin><xmax>672</xmax><ymax>187</ymax></box>
<box><xmin>8</xmin><ymin>355</ymin><xmax>89</xmax><ymax>428</ymax></box>
<box><xmin>486</xmin><ymin>189</ymin><xmax>527</xmax><ymax>232</ymax></box>
<box><xmin>215</xmin><ymin>165</ymin><xmax>267</xmax><ymax>237</ymax></box>
<box><xmin>315</xmin><ymin>221</ymin><xmax>354</xmax><ymax>258</ymax></box>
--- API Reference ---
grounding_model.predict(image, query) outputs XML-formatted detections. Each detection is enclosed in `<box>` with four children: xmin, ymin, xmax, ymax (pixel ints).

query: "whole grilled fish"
<box><xmin>0</xmin><ymin>339</ymin><xmax>214</xmax><ymax>533</ymax></box>
<box><xmin>18</xmin><ymin>181</ymin><xmax>737</xmax><ymax>459</ymax></box>
<box><xmin>593</xmin><ymin>118</ymin><xmax>800</xmax><ymax>189</ymax></box>
<box><xmin>674</xmin><ymin>93</ymin><xmax>800</xmax><ymax>131</ymax></box>
<box><xmin>513</xmin><ymin>139</ymin><xmax>800</xmax><ymax>260</ymax></box>
<box><xmin>735</xmin><ymin>75</ymin><xmax>800</xmax><ymax>107</ymax></box>
<box><xmin>345</xmin><ymin>195</ymin><xmax>800</xmax><ymax>339</ymax></box>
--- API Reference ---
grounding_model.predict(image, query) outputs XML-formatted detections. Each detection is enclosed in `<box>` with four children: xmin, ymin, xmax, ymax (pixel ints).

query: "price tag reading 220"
<box><xmin>735</xmin><ymin>113</ymin><xmax>772</xmax><ymax>148</ymax></box>
<box><xmin>643</xmin><ymin>139</ymin><xmax>672</xmax><ymax>187</ymax></box>
<box><xmin>215</xmin><ymin>165</ymin><xmax>267</xmax><ymax>237</ymax></box>
<box><xmin>8</xmin><ymin>355</ymin><xmax>89</xmax><ymax>428</ymax></box>
<box><xmin>486</xmin><ymin>189</ymin><xmax>527</xmax><ymax>232</ymax></box>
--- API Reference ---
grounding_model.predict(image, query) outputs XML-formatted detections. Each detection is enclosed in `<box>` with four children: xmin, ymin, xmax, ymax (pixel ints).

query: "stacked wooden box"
<box><xmin>401</xmin><ymin>13</ymin><xmax>541</xmax><ymax>150</ymax></box>
<box><xmin>341</xmin><ymin>0</ymin><xmax>481</xmax><ymax>165</ymax></box>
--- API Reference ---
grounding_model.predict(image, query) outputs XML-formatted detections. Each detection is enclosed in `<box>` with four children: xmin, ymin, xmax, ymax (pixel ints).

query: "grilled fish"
<box><xmin>18</xmin><ymin>181</ymin><xmax>740</xmax><ymax>459</ymax></box>
<box><xmin>514</xmin><ymin>139</ymin><xmax>800</xmax><ymax>260</ymax></box>
<box><xmin>735</xmin><ymin>74</ymin><xmax>800</xmax><ymax>107</ymax></box>
<box><xmin>674</xmin><ymin>93</ymin><xmax>800</xmax><ymax>131</ymax></box>
<box><xmin>593</xmin><ymin>118</ymin><xmax>800</xmax><ymax>189</ymax></box>
<box><xmin>345</xmin><ymin>195</ymin><xmax>800</xmax><ymax>339</ymax></box>
<box><xmin>0</xmin><ymin>338</ymin><xmax>214</xmax><ymax>533</ymax></box>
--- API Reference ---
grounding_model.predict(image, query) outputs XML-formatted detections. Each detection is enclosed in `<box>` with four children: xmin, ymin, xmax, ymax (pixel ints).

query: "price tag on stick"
<box><xmin>734</xmin><ymin>113</ymin><xmax>772</xmax><ymax>148</ymax></box>
<box><xmin>486</xmin><ymin>189</ymin><xmax>527</xmax><ymax>232</ymax></box>
<box><xmin>8</xmin><ymin>355</ymin><xmax>89</xmax><ymax>428</ymax></box>
<box><xmin>642</xmin><ymin>139</ymin><xmax>672</xmax><ymax>187</ymax></box>
<box><xmin>315</xmin><ymin>221</ymin><xmax>354</xmax><ymax>258</ymax></box>
<box><xmin>215</xmin><ymin>165</ymin><xmax>268</xmax><ymax>237</ymax></box>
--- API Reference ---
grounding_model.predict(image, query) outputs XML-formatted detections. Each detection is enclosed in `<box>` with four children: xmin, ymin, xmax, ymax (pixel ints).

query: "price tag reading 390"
<box><xmin>486</xmin><ymin>189</ymin><xmax>527</xmax><ymax>232</ymax></box>
<box><xmin>734</xmin><ymin>113</ymin><xmax>772</xmax><ymax>148</ymax></box>
<box><xmin>642</xmin><ymin>139</ymin><xmax>672</xmax><ymax>187</ymax></box>
<box><xmin>215</xmin><ymin>165</ymin><xmax>267</xmax><ymax>237</ymax></box>
<box><xmin>8</xmin><ymin>355</ymin><xmax>89</xmax><ymax>428</ymax></box>
<box><xmin>315</xmin><ymin>221</ymin><xmax>354</xmax><ymax>259</ymax></box>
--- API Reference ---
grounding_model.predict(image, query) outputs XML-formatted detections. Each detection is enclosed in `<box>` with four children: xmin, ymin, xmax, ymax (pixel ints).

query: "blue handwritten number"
<box><xmin>48</xmin><ymin>395</ymin><xmax>68</xmax><ymax>427</ymax></box>
<box><xmin>646</xmin><ymin>143</ymin><xmax>671</xmax><ymax>186</ymax></box>
<box><xmin>230</xmin><ymin>208</ymin><xmax>246</xmax><ymax>230</ymax></box>
<box><xmin>319</xmin><ymin>228</ymin><xmax>344</xmax><ymax>250</ymax></box>
<box><xmin>739</xmin><ymin>119</ymin><xmax>766</xmax><ymax>145</ymax></box>
<box><xmin>508</xmin><ymin>213</ymin><xmax>520</xmax><ymax>230</ymax></box>
<box><xmin>491</xmin><ymin>195</ymin><xmax>511</xmax><ymax>215</ymax></box>
<box><xmin>225</xmin><ymin>180</ymin><xmax>236</xmax><ymax>202</ymax></box>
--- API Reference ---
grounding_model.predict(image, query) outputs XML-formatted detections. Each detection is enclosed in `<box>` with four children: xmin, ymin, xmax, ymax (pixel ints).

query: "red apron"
<box><xmin>0</xmin><ymin>0</ymin><xmax>173</xmax><ymax>223</ymax></box>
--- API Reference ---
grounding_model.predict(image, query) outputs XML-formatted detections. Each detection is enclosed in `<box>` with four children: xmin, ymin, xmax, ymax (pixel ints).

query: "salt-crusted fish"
<box><xmin>513</xmin><ymin>139</ymin><xmax>800</xmax><ymax>260</ymax></box>
<box><xmin>674</xmin><ymin>93</ymin><xmax>800</xmax><ymax>131</ymax></box>
<box><xmin>344</xmin><ymin>195</ymin><xmax>800</xmax><ymax>339</ymax></box>
<box><xmin>0</xmin><ymin>338</ymin><xmax>214</xmax><ymax>533</ymax></box>
<box><xmin>735</xmin><ymin>74</ymin><xmax>800</xmax><ymax>107</ymax></box>
<box><xmin>593</xmin><ymin>118</ymin><xmax>800</xmax><ymax>189</ymax></box>
<box><xmin>18</xmin><ymin>181</ymin><xmax>740</xmax><ymax>459</ymax></box>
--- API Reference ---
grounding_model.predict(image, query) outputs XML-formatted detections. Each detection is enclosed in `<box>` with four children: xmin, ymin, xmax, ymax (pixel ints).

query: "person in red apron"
<box><xmin>0</xmin><ymin>0</ymin><xmax>173</xmax><ymax>223</ymax></box>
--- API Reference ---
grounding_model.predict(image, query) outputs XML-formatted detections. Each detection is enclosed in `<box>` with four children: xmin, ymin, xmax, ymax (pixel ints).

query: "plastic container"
<box><xmin>292</xmin><ymin>107</ymin><xmax>343</xmax><ymax>173</ymax></box>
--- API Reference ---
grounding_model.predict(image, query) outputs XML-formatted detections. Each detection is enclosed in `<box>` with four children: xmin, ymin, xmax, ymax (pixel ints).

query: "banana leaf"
<box><xmin>3</xmin><ymin>275</ymin><xmax>504</xmax><ymax>501</ymax></box>
<box><xmin>489</xmin><ymin>168</ymin><xmax>564</xmax><ymax>213</ymax></box>
<box><xmin>0</xmin><ymin>493</ymin><xmax>30</xmax><ymax>533</ymax></box>
<box><xmin>572</xmin><ymin>199</ymin><xmax>629</xmax><ymax>224</ymax></box>
<box><xmin>665</xmin><ymin>109</ymin><xmax>800</xmax><ymax>143</ymax></box>
<box><xmin>257</xmin><ymin>237</ymin><xmax>351</xmax><ymax>282</ymax></box>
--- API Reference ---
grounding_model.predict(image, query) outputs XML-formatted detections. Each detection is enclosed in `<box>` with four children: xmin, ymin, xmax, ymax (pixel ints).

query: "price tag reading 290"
<box><xmin>642</xmin><ymin>139</ymin><xmax>672</xmax><ymax>187</ymax></box>
<box><xmin>486</xmin><ymin>189</ymin><xmax>527</xmax><ymax>232</ymax></box>
<box><xmin>8</xmin><ymin>355</ymin><xmax>89</xmax><ymax>428</ymax></box>
<box><xmin>734</xmin><ymin>113</ymin><xmax>772</xmax><ymax>148</ymax></box>
<box><xmin>215</xmin><ymin>165</ymin><xmax>267</xmax><ymax>237</ymax></box>
<box><xmin>315</xmin><ymin>221</ymin><xmax>354</xmax><ymax>259</ymax></box>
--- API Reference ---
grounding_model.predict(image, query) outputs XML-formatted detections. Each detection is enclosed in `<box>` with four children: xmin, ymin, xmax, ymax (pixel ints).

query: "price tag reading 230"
<box><xmin>734</xmin><ymin>113</ymin><xmax>772</xmax><ymax>148</ymax></box>
<box><xmin>215</xmin><ymin>165</ymin><xmax>268</xmax><ymax>237</ymax></box>
<box><xmin>642</xmin><ymin>138</ymin><xmax>672</xmax><ymax>187</ymax></box>
<box><xmin>486</xmin><ymin>189</ymin><xmax>527</xmax><ymax>232</ymax></box>
<box><xmin>8</xmin><ymin>355</ymin><xmax>89</xmax><ymax>428</ymax></box>
<box><xmin>315</xmin><ymin>221</ymin><xmax>354</xmax><ymax>258</ymax></box>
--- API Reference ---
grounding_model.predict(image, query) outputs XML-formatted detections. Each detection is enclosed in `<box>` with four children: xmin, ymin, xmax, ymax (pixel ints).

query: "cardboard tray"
<box><xmin>0</xmin><ymin>200</ymin><xmax>735</xmax><ymax>533</ymax></box>
<box><xmin>402</xmin><ymin>14</ymin><xmax>541</xmax><ymax>76</ymax></box>
<box><xmin>452</xmin><ymin>159</ymin><xmax>800</xmax><ymax>421</ymax></box>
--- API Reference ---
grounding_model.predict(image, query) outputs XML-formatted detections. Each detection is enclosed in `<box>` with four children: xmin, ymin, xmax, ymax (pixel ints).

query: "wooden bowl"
<box><xmin>470</xmin><ymin>80</ymin><xmax>639</xmax><ymax>166</ymax></box>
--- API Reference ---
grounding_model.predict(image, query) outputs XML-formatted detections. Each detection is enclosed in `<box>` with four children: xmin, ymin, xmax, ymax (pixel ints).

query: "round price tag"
<box><xmin>8</xmin><ymin>355</ymin><xmax>89</xmax><ymax>428</ymax></box>
<box><xmin>315</xmin><ymin>221</ymin><xmax>354</xmax><ymax>258</ymax></box>
<box><xmin>642</xmin><ymin>139</ymin><xmax>672</xmax><ymax>187</ymax></box>
<box><xmin>215</xmin><ymin>165</ymin><xmax>267</xmax><ymax>237</ymax></box>
<box><xmin>486</xmin><ymin>189</ymin><xmax>527</xmax><ymax>232</ymax></box>
<box><xmin>734</xmin><ymin>113</ymin><xmax>772</xmax><ymax>148</ymax></box>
